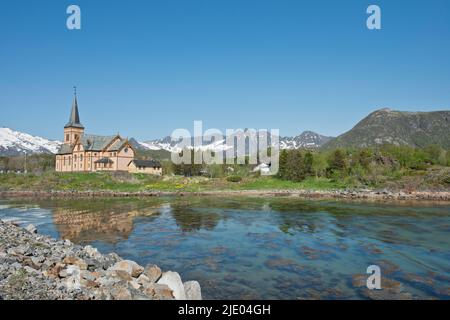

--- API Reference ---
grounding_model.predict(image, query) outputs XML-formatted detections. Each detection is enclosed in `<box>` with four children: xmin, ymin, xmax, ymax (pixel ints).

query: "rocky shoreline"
<box><xmin>0</xmin><ymin>219</ymin><xmax>202</xmax><ymax>300</ymax></box>
<box><xmin>0</xmin><ymin>189</ymin><xmax>450</xmax><ymax>201</ymax></box>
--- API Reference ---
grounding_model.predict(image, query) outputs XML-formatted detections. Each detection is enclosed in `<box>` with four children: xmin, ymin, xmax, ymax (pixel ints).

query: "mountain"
<box><xmin>135</xmin><ymin>130</ymin><xmax>332</xmax><ymax>153</ymax></box>
<box><xmin>0</xmin><ymin>128</ymin><xmax>62</xmax><ymax>156</ymax></box>
<box><xmin>322</xmin><ymin>108</ymin><xmax>450</xmax><ymax>149</ymax></box>
<box><xmin>280</xmin><ymin>131</ymin><xmax>333</xmax><ymax>149</ymax></box>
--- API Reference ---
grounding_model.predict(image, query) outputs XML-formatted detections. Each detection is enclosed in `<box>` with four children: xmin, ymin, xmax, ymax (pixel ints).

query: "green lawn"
<box><xmin>0</xmin><ymin>172</ymin><xmax>349</xmax><ymax>192</ymax></box>
<box><xmin>0</xmin><ymin>169</ymin><xmax>447</xmax><ymax>193</ymax></box>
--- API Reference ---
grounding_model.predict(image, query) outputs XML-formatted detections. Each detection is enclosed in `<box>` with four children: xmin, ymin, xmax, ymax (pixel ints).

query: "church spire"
<box><xmin>65</xmin><ymin>87</ymin><xmax>84</xmax><ymax>129</ymax></box>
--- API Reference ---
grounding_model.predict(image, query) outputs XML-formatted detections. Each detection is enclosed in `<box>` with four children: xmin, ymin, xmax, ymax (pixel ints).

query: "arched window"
<box><xmin>80</xmin><ymin>155</ymin><xmax>83</xmax><ymax>162</ymax></box>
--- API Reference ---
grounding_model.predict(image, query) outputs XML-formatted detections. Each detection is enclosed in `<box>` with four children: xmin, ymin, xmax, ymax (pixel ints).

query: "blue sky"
<box><xmin>0</xmin><ymin>0</ymin><xmax>449</xmax><ymax>141</ymax></box>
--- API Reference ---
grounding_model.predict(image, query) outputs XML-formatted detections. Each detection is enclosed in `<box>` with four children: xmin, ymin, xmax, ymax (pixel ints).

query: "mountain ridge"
<box><xmin>322</xmin><ymin>108</ymin><xmax>450</xmax><ymax>149</ymax></box>
<box><xmin>2</xmin><ymin>108</ymin><xmax>449</xmax><ymax>156</ymax></box>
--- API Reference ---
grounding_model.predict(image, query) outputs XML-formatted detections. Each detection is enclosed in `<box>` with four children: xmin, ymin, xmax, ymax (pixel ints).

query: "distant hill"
<box><xmin>322</xmin><ymin>108</ymin><xmax>450</xmax><ymax>149</ymax></box>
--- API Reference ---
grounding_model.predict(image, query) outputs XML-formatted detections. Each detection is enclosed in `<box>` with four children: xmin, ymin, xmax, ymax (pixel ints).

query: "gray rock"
<box><xmin>157</xmin><ymin>271</ymin><xmax>186</xmax><ymax>300</ymax></box>
<box><xmin>81</xmin><ymin>270</ymin><xmax>96</xmax><ymax>282</ymax></box>
<box><xmin>84</xmin><ymin>245</ymin><xmax>101</xmax><ymax>258</ymax></box>
<box><xmin>144</xmin><ymin>264</ymin><xmax>162</xmax><ymax>283</ymax></box>
<box><xmin>0</xmin><ymin>218</ymin><xmax>201</xmax><ymax>300</ymax></box>
<box><xmin>108</xmin><ymin>260</ymin><xmax>144</xmax><ymax>278</ymax></box>
<box><xmin>137</xmin><ymin>274</ymin><xmax>150</xmax><ymax>285</ymax></box>
<box><xmin>184</xmin><ymin>281</ymin><xmax>202</xmax><ymax>300</ymax></box>
<box><xmin>25</xmin><ymin>224</ymin><xmax>37</xmax><ymax>234</ymax></box>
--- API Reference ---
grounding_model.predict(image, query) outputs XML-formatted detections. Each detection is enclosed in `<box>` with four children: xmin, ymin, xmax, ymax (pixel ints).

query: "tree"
<box><xmin>358</xmin><ymin>148</ymin><xmax>372</xmax><ymax>169</ymax></box>
<box><xmin>303</xmin><ymin>151</ymin><xmax>314</xmax><ymax>176</ymax></box>
<box><xmin>328</xmin><ymin>149</ymin><xmax>347</xmax><ymax>171</ymax></box>
<box><xmin>286</xmin><ymin>150</ymin><xmax>304</xmax><ymax>182</ymax></box>
<box><xmin>278</xmin><ymin>149</ymin><xmax>288</xmax><ymax>179</ymax></box>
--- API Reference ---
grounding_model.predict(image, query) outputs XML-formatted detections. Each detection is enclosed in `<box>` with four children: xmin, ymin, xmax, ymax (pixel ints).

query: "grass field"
<box><xmin>0</xmin><ymin>171</ymin><xmax>349</xmax><ymax>192</ymax></box>
<box><xmin>0</xmin><ymin>168</ymin><xmax>448</xmax><ymax>193</ymax></box>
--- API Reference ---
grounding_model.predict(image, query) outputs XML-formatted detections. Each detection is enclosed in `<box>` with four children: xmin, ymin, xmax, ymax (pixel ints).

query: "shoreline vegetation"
<box><xmin>0</xmin><ymin>219</ymin><xmax>202</xmax><ymax>300</ymax></box>
<box><xmin>1</xmin><ymin>144</ymin><xmax>449</xmax><ymax>201</ymax></box>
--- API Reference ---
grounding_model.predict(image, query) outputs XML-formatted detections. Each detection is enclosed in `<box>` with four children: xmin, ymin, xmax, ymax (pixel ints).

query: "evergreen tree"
<box><xmin>303</xmin><ymin>151</ymin><xmax>314</xmax><ymax>176</ymax></box>
<box><xmin>328</xmin><ymin>149</ymin><xmax>347</xmax><ymax>171</ymax></box>
<box><xmin>278</xmin><ymin>149</ymin><xmax>288</xmax><ymax>179</ymax></box>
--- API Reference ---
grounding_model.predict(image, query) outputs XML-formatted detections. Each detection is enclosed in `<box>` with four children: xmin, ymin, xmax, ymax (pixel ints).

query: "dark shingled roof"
<box><xmin>95</xmin><ymin>157</ymin><xmax>114</xmax><ymax>164</ymax></box>
<box><xmin>57</xmin><ymin>134</ymin><xmax>131</xmax><ymax>154</ymax></box>
<box><xmin>57</xmin><ymin>144</ymin><xmax>73</xmax><ymax>155</ymax></box>
<box><xmin>80</xmin><ymin>134</ymin><xmax>118</xmax><ymax>151</ymax></box>
<box><xmin>64</xmin><ymin>95</ymin><xmax>84</xmax><ymax>129</ymax></box>
<box><xmin>129</xmin><ymin>160</ymin><xmax>161</xmax><ymax>168</ymax></box>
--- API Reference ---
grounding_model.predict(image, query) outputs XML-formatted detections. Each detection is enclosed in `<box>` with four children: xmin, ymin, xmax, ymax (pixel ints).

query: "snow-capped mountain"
<box><xmin>279</xmin><ymin>131</ymin><xmax>333</xmax><ymax>149</ymax></box>
<box><xmin>0</xmin><ymin>128</ymin><xmax>62</xmax><ymax>156</ymax></box>
<box><xmin>0</xmin><ymin>127</ymin><xmax>333</xmax><ymax>157</ymax></box>
<box><xmin>133</xmin><ymin>131</ymin><xmax>333</xmax><ymax>153</ymax></box>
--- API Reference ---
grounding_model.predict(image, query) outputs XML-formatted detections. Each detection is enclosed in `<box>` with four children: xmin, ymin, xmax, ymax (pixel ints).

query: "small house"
<box><xmin>128</xmin><ymin>160</ymin><xmax>162</xmax><ymax>175</ymax></box>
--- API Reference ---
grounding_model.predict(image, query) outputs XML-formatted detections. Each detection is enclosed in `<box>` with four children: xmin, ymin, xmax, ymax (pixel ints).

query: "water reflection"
<box><xmin>0</xmin><ymin>197</ymin><xmax>449</xmax><ymax>299</ymax></box>
<box><xmin>53</xmin><ymin>207</ymin><xmax>161</xmax><ymax>244</ymax></box>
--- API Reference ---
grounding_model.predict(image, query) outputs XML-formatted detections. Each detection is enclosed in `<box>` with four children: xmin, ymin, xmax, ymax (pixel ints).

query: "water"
<box><xmin>0</xmin><ymin>196</ymin><xmax>449</xmax><ymax>299</ymax></box>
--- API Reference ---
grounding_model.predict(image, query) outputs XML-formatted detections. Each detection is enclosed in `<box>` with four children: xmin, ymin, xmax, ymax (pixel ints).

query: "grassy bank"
<box><xmin>0</xmin><ymin>171</ymin><xmax>344</xmax><ymax>192</ymax></box>
<box><xmin>0</xmin><ymin>169</ymin><xmax>448</xmax><ymax>193</ymax></box>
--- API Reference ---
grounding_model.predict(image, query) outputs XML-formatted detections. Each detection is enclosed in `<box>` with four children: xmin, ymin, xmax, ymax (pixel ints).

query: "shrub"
<box><xmin>226</xmin><ymin>175</ymin><xmax>242</xmax><ymax>183</ymax></box>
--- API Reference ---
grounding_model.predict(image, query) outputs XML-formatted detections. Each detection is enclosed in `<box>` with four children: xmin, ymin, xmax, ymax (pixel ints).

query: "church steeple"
<box><xmin>63</xmin><ymin>87</ymin><xmax>85</xmax><ymax>145</ymax></box>
<box><xmin>65</xmin><ymin>87</ymin><xmax>84</xmax><ymax>129</ymax></box>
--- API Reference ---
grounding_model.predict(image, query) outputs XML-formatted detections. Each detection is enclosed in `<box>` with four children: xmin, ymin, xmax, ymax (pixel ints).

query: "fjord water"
<box><xmin>0</xmin><ymin>197</ymin><xmax>449</xmax><ymax>299</ymax></box>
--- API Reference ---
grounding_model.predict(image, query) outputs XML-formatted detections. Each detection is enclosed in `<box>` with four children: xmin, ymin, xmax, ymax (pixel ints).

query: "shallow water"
<box><xmin>0</xmin><ymin>196</ymin><xmax>449</xmax><ymax>299</ymax></box>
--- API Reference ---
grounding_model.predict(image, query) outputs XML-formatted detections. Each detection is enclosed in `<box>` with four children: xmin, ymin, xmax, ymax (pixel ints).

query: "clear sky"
<box><xmin>1</xmin><ymin>0</ymin><xmax>449</xmax><ymax>141</ymax></box>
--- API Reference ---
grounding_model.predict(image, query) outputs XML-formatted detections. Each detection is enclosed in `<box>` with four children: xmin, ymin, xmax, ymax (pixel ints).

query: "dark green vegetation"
<box><xmin>323</xmin><ymin>109</ymin><xmax>450</xmax><ymax>149</ymax></box>
<box><xmin>277</xmin><ymin>145</ymin><xmax>450</xmax><ymax>191</ymax></box>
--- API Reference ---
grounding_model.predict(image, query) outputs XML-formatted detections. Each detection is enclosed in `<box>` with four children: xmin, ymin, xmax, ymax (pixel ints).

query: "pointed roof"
<box><xmin>65</xmin><ymin>94</ymin><xmax>84</xmax><ymax>129</ymax></box>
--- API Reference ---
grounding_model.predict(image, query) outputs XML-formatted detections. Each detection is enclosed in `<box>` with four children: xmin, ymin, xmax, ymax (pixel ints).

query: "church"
<box><xmin>55</xmin><ymin>93</ymin><xmax>136</xmax><ymax>172</ymax></box>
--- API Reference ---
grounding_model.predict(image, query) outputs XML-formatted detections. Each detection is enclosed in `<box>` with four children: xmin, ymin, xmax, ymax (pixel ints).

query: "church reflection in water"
<box><xmin>52</xmin><ymin>204</ymin><xmax>162</xmax><ymax>244</ymax></box>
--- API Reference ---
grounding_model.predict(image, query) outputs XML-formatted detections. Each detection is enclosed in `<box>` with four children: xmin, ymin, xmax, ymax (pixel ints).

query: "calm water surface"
<box><xmin>0</xmin><ymin>197</ymin><xmax>449</xmax><ymax>299</ymax></box>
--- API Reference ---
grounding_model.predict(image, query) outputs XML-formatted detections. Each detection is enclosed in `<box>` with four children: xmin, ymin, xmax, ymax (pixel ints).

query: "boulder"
<box><xmin>157</xmin><ymin>271</ymin><xmax>186</xmax><ymax>300</ymax></box>
<box><xmin>184</xmin><ymin>281</ymin><xmax>202</xmax><ymax>300</ymax></box>
<box><xmin>110</xmin><ymin>287</ymin><xmax>132</xmax><ymax>300</ymax></box>
<box><xmin>109</xmin><ymin>260</ymin><xmax>144</xmax><ymax>278</ymax></box>
<box><xmin>64</xmin><ymin>265</ymin><xmax>81</xmax><ymax>291</ymax></box>
<box><xmin>63</xmin><ymin>256</ymin><xmax>87</xmax><ymax>270</ymax></box>
<box><xmin>25</xmin><ymin>224</ymin><xmax>37</xmax><ymax>234</ymax></box>
<box><xmin>84</xmin><ymin>245</ymin><xmax>101</xmax><ymax>258</ymax></box>
<box><xmin>143</xmin><ymin>283</ymin><xmax>174</xmax><ymax>300</ymax></box>
<box><xmin>137</xmin><ymin>274</ymin><xmax>150</xmax><ymax>285</ymax></box>
<box><xmin>144</xmin><ymin>264</ymin><xmax>162</xmax><ymax>283</ymax></box>
<box><xmin>109</xmin><ymin>269</ymin><xmax>133</xmax><ymax>282</ymax></box>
